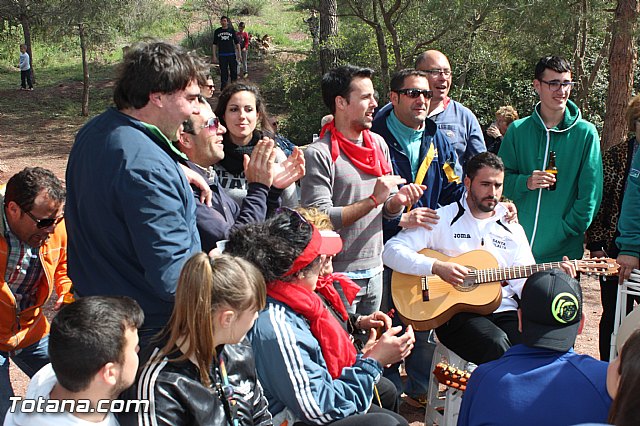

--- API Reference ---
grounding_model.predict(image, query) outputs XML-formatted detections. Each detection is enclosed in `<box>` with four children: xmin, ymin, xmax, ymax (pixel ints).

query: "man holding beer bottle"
<box><xmin>498</xmin><ymin>56</ymin><xmax>602</xmax><ymax>263</ymax></box>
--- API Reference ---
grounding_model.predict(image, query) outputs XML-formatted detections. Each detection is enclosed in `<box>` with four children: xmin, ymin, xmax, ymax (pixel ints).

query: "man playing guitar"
<box><xmin>383</xmin><ymin>152</ymin><xmax>576</xmax><ymax>364</ymax></box>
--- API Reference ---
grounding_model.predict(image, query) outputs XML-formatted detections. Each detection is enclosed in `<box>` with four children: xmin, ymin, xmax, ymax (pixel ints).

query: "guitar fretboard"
<box><xmin>469</xmin><ymin>261</ymin><xmax>573</xmax><ymax>284</ymax></box>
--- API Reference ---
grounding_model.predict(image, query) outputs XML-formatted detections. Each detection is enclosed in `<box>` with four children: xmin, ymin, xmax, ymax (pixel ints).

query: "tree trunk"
<box><xmin>602</xmin><ymin>0</ymin><xmax>639</xmax><ymax>151</ymax></box>
<box><xmin>371</xmin><ymin>1</ymin><xmax>390</xmax><ymax>91</ymax></box>
<box><xmin>319</xmin><ymin>0</ymin><xmax>338</xmax><ymax>75</ymax></box>
<box><xmin>79</xmin><ymin>23</ymin><xmax>90</xmax><ymax>117</ymax></box>
<box><xmin>19</xmin><ymin>14</ymin><xmax>35</xmax><ymax>85</ymax></box>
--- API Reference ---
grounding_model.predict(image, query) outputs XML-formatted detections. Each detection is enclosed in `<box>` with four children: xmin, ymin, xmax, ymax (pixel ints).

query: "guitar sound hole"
<box><xmin>453</xmin><ymin>276</ymin><xmax>478</xmax><ymax>292</ymax></box>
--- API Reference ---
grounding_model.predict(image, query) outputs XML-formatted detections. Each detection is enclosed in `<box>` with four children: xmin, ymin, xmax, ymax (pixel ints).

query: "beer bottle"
<box><xmin>546</xmin><ymin>151</ymin><xmax>557</xmax><ymax>191</ymax></box>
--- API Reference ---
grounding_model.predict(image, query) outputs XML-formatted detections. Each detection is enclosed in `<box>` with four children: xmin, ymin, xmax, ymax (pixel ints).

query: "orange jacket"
<box><xmin>0</xmin><ymin>212</ymin><xmax>72</xmax><ymax>352</ymax></box>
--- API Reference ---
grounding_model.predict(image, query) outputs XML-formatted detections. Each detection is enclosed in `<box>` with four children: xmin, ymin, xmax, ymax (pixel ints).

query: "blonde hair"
<box><xmin>156</xmin><ymin>253</ymin><xmax>265</xmax><ymax>386</ymax></box>
<box><xmin>626</xmin><ymin>95</ymin><xmax>640</xmax><ymax>132</ymax></box>
<box><xmin>297</xmin><ymin>207</ymin><xmax>333</xmax><ymax>231</ymax></box>
<box><xmin>495</xmin><ymin>105</ymin><xmax>519</xmax><ymax>124</ymax></box>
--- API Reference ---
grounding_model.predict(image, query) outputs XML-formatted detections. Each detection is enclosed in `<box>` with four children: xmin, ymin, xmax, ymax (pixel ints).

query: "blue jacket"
<box><xmin>248</xmin><ymin>298</ymin><xmax>383</xmax><ymax>425</ymax></box>
<box><xmin>457</xmin><ymin>345</ymin><xmax>611</xmax><ymax>426</ymax></box>
<box><xmin>65</xmin><ymin>107</ymin><xmax>201</xmax><ymax>330</ymax></box>
<box><xmin>372</xmin><ymin>108</ymin><xmax>463</xmax><ymax>241</ymax></box>
<box><xmin>187</xmin><ymin>160</ymin><xmax>282</xmax><ymax>252</ymax></box>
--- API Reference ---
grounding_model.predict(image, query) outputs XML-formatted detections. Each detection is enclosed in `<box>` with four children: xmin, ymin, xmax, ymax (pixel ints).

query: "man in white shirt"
<box><xmin>4</xmin><ymin>296</ymin><xmax>143</xmax><ymax>426</ymax></box>
<box><xmin>383</xmin><ymin>152</ymin><xmax>574</xmax><ymax>363</ymax></box>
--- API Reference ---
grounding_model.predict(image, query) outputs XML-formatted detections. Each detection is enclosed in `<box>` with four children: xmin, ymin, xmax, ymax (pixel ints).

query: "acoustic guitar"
<box><xmin>391</xmin><ymin>249</ymin><xmax>618</xmax><ymax>331</ymax></box>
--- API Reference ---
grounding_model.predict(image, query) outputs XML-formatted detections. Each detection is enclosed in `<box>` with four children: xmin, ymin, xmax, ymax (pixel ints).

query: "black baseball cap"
<box><xmin>520</xmin><ymin>269</ymin><xmax>582</xmax><ymax>352</ymax></box>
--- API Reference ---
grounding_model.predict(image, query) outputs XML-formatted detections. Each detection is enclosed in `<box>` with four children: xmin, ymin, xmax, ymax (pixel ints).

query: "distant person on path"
<box><xmin>457</xmin><ymin>269</ymin><xmax>612</xmax><ymax>426</ymax></box>
<box><xmin>65</xmin><ymin>41</ymin><xmax>208</xmax><ymax>346</ymax></box>
<box><xmin>484</xmin><ymin>106</ymin><xmax>518</xmax><ymax>154</ymax></box>
<box><xmin>499</xmin><ymin>56</ymin><xmax>603</xmax><ymax>263</ymax></box>
<box><xmin>237</xmin><ymin>22</ymin><xmax>250</xmax><ymax>78</ymax></box>
<box><xmin>212</xmin><ymin>16</ymin><xmax>240</xmax><ymax>90</ymax></box>
<box><xmin>4</xmin><ymin>296</ymin><xmax>143</xmax><ymax>426</ymax></box>
<box><xmin>0</xmin><ymin>167</ymin><xmax>72</xmax><ymax>424</ymax></box>
<box><xmin>18</xmin><ymin>44</ymin><xmax>33</xmax><ymax>91</ymax></box>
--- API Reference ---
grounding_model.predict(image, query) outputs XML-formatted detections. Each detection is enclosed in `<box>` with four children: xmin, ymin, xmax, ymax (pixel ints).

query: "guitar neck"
<box><xmin>471</xmin><ymin>261</ymin><xmax>571</xmax><ymax>284</ymax></box>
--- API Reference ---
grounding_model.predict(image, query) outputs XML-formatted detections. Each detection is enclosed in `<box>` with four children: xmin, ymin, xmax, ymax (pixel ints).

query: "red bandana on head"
<box><xmin>268</xmin><ymin>226</ymin><xmax>357</xmax><ymax>379</ymax></box>
<box><xmin>320</xmin><ymin>120</ymin><xmax>391</xmax><ymax>177</ymax></box>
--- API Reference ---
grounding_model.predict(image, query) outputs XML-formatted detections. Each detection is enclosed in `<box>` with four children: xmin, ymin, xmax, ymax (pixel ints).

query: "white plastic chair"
<box><xmin>425</xmin><ymin>343</ymin><xmax>474</xmax><ymax>426</ymax></box>
<box><xmin>610</xmin><ymin>269</ymin><xmax>640</xmax><ymax>360</ymax></box>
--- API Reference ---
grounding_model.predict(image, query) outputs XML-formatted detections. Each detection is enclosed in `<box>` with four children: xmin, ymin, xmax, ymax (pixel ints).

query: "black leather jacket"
<box><xmin>118</xmin><ymin>338</ymin><xmax>272</xmax><ymax>426</ymax></box>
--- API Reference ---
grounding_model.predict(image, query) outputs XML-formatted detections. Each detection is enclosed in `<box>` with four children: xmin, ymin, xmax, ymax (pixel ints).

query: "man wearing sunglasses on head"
<box><xmin>499</xmin><ymin>56</ymin><xmax>603</xmax><ymax>264</ymax></box>
<box><xmin>176</xmin><ymin>98</ymin><xmax>305</xmax><ymax>252</ymax></box>
<box><xmin>0</xmin><ymin>167</ymin><xmax>73</xmax><ymax>423</ymax></box>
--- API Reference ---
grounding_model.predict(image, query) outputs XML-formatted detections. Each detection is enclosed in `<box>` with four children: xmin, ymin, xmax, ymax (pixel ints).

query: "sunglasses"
<box><xmin>198</xmin><ymin>116</ymin><xmax>220</xmax><ymax>132</ymax></box>
<box><xmin>396</xmin><ymin>88</ymin><xmax>433</xmax><ymax>99</ymax></box>
<box><xmin>207</xmin><ymin>85</ymin><xmax>215</xmax><ymax>89</ymax></box>
<box><xmin>20</xmin><ymin>206</ymin><xmax>64</xmax><ymax>229</ymax></box>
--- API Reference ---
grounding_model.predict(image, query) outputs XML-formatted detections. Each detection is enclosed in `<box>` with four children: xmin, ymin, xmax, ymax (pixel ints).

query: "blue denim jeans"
<box><xmin>340</xmin><ymin>271</ymin><xmax>383</xmax><ymax>316</ymax></box>
<box><xmin>0</xmin><ymin>335</ymin><xmax>50</xmax><ymax>423</ymax></box>
<box><xmin>381</xmin><ymin>267</ymin><xmax>435</xmax><ymax>399</ymax></box>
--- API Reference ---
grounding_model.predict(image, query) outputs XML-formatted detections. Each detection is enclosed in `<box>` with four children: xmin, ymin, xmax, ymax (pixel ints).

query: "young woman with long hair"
<box><xmin>119</xmin><ymin>253</ymin><xmax>270</xmax><ymax>426</ymax></box>
<box><xmin>214</xmin><ymin>81</ymin><xmax>302</xmax><ymax>208</ymax></box>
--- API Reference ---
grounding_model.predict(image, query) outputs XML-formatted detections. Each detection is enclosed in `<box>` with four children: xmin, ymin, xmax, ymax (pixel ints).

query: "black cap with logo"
<box><xmin>520</xmin><ymin>269</ymin><xmax>582</xmax><ymax>352</ymax></box>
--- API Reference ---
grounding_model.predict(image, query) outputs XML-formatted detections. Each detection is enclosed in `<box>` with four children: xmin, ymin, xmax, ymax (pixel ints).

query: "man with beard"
<box><xmin>4</xmin><ymin>296</ymin><xmax>144</xmax><ymax>426</ymax></box>
<box><xmin>301</xmin><ymin>65</ymin><xmax>424</xmax><ymax>316</ymax></box>
<box><xmin>384</xmin><ymin>153</ymin><xmax>575</xmax><ymax>364</ymax></box>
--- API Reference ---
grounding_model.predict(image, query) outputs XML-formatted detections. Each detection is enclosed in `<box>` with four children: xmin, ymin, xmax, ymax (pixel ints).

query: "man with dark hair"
<box><xmin>499</xmin><ymin>55</ymin><xmax>603</xmax><ymax>263</ymax></box>
<box><xmin>301</xmin><ymin>65</ymin><xmax>424</xmax><ymax>316</ymax></box>
<box><xmin>212</xmin><ymin>16</ymin><xmax>240</xmax><ymax>90</ymax></box>
<box><xmin>176</xmin><ymin>99</ymin><xmax>304</xmax><ymax>252</ymax></box>
<box><xmin>384</xmin><ymin>152</ymin><xmax>576</xmax><ymax>364</ymax></box>
<box><xmin>65</xmin><ymin>41</ymin><xmax>207</xmax><ymax>344</ymax></box>
<box><xmin>372</xmin><ymin>68</ymin><xmax>462</xmax><ymax>404</ymax></box>
<box><xmin>4</xmin><ymin>296</ymin><xmax>144</xmax><ymax>426</ymax></box>
<box><xmin>458</xmin><ymin>270</ymin><xmax>611</xmax><ymax>426</ymax></box>
<box><xmin>0</xmin><ymin>167</ymin><xmax>71</xmax><ymax>423</ymax></box>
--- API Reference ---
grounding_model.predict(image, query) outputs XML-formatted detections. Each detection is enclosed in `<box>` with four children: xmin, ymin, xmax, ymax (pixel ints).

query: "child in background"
<box><xmin>237</xmin><ymin>22</ymin><xmax>250</xmax><ymax>78</ymax></box>
<box><xmin>19</xmin><ymin>44</ymin><xmax>33</xmax><ymax>91</ymax></box>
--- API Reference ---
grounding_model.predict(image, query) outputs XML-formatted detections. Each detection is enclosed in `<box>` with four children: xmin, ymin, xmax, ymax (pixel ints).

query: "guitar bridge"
<box><xmin>421</xmin><ymin>276</ymin><xmax>429</xmax><ymax>301</ymax></box>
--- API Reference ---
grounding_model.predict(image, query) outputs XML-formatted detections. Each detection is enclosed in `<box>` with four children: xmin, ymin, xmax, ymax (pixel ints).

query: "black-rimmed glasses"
<box><xmin>423</xmin><ymin>69</ymin><xmax>452</xmax><ymax>77</ymax></box>
<box><xmin>539</xmin><ymin>79</ymin><xmax>575</xmax><ymax>92</ymax></box>
<box><xmin>20</xmin><ymin>206</ymin><xmax>63</xmax><ymax>229</ymax></box>
<box><xmin>396</xmin><ymin>88</ymin><xmax>433</xmax><ymax>99</ymax></box>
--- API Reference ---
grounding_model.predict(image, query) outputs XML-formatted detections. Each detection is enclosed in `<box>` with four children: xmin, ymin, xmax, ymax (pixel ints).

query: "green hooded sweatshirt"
<box><xmin>616</xmin><ymin>150</ymin><xmax>640</xmax><ymax>257</ymax></box>
<box><xmin>499</xmin><ymin>100</ymin><xmax>603</xmax><ymax>263</ymax></box>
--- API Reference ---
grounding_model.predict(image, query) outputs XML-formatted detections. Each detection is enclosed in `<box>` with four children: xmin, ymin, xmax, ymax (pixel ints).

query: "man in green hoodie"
<box><xmin>499</xmin><ymin>56</ymin><xmax>603</xmax><ymax>263</ymax></box>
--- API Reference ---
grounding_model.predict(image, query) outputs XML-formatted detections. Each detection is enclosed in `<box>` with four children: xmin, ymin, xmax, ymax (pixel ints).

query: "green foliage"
<box><xmin>262</xmin><ymin>55</ymin><xmax>325</xmax><ymax>146</ymax></box>
<box><xmin>233</xmin><ymin>0</ymin><xmax>270</xmax><ymax>16</ymax></box>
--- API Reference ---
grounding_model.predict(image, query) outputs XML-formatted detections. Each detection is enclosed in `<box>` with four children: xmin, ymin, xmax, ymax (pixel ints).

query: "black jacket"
<box><xmin>118</xmin><ymin>338</ymin><xmax>272</xmax><ymax>426</ymax></box>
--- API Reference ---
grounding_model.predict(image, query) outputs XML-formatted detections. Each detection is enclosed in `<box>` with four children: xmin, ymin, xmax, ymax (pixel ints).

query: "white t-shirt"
<box><xmin>3</xmin><ymin>364</ymin><xmax>119</xmax><ymax>426</ymax></box>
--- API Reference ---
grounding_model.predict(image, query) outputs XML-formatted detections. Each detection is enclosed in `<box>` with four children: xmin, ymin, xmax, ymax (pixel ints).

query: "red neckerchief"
<box><xmin>315</xmin><ymin>273</ymin><xmax>360</xmax><ymax>321</ymax></box>
<box><xmin>320</xmin><ymin>120</ymin><xmax>391</xmax><ymax>177</ymax></box>
<box><xmin>268</xmin><ymin>280</ymin><xmax>357</xmax><ymax>379</ymax></box>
